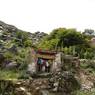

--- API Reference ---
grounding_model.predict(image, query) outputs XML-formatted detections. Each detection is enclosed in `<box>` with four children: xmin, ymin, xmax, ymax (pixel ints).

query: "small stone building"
<box><xmin>27</xmin><ymin>49</ymin><xmax>63</xmax><ymax>74</ymax></box>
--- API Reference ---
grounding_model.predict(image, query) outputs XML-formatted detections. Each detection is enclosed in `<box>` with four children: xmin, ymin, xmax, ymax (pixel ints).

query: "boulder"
<box><xmin>5</xmin><ymin>61</ymin><xmax>18</xmax><ymax>69</ymax></box>
<box><xmin>27</xmin><ymin>63</ymin><xmax>37</xmax><ymax>75</ymax></box>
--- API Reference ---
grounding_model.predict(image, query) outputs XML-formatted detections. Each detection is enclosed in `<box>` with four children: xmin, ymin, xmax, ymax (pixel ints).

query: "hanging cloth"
<box><xmin>37</xmin><ymin>58</ymin><xmax>42</xmax><ymax>65</ymax></box>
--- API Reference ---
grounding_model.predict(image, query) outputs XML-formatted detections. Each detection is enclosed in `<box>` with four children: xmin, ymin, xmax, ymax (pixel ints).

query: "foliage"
<box><xmin>14</xmin><ymin>30</ymin><xmax>32</xmax><ymax>47</ymax></box>
<box><xmin>0</xmin><ymin>69</ymin><xmax>19</xmax><ymax>79</ymax></box>
<box><xmin>38</xmin><ymin>38</ymin><xmax>59</xmax><ymax>50</ymax></box>
<box><xmin>24</xmin><ymin>39</ymin><xmax>32</xmax><ymax>47</ymax></box>
<box><xmin>76</xmin><ymin>89</ymin><xmax>95</xmax><ymax>95</ymax></box>
<box><xmin>4</xmin><ymin>51</ymin><xmax>14</xmax><ymax>60</ymax></box>
<box><xmin>39</xmin><ymin>28</ymin><xmax>85</xmax><ymax>49</ymax></box>
<box><xmin>38</xmin><ymin>27</ymin><xmax>95</xmax><ymax>59</ymax></box>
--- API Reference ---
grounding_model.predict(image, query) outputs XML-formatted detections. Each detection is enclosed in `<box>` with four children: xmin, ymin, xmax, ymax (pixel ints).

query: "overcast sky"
<box><xmin>0</xmin><ymin>0</ymin><xmax>95</xmax><ymax>33</ymax></box>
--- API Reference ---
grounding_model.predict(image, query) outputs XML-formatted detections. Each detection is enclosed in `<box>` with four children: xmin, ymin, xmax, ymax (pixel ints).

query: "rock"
<box><xmin>48</xmin><ymin>70</ymin><xmax>81</xmax><ymax>93</ymax></box>
<box><xmin>52</xmin><ymin>87</ymin><xmax>58</xmax><ymax>92</ymax></box>
<box><xmin>5</xmin><ymin>61</ymin><xmax>18</xmax><ymax>69</ymax></box>
<box><xmin>40</xmin><ymin>90</ymin><xmax>49</xmax><ymax>95</ymax></box>
<box><xmin>19</xmin><ymin>87</ymin><xmax>26</xmax><ymax>91</ymax></box>
<box><xmin>27</xmin><ymin>63</ymin><xmax>37</xmax><ymax>75</ymax></box>
<box><xmin>49</xmin><ymin>78</ymin><xmax>54</xmax><ymax>83</ymax></box>
<box><xmin>35</xmin><ymin>87</ymin><xmax>40</xmax><ymax>90</ymax></box>
<box><xmin>81</xmin><ymin>81</ymin><xmax>94</xmax><ymax>91</ymax></box>
<box><xmin>26</xmin><ymin>92</ymin><xmax>31</xmax><ymax>95</ymax></box>
<box><xmin>54</xmin><ymin>82</ymin><xmax>59</xmax><ymax>87</ymax></box>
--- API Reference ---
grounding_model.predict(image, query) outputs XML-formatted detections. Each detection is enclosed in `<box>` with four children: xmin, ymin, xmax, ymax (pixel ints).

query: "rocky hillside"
<box><xmin>0</xmin><ymin>21</ymin><xmax>47</xmax><ymax>45</ymax></box>
<box><xmin>0</xmin><ymin>21</ymin><xmax>47</xmax><ymax>70</ymax></box>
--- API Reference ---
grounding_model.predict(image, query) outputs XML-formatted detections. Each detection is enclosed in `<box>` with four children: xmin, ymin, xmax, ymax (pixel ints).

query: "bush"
<box><xmin>24</xmin><ymin>39</ymin><xmax>32</xmax><ymax>47</ymax></box>
<box><xmin>18</xmin><ymin>70</ymin><xmax>29</xmax><ymax>79</ymax></box>
<box><xmin>76</xmin><ymin>89</ymin><xmax>95</xmax><ymax>95</ymax></box>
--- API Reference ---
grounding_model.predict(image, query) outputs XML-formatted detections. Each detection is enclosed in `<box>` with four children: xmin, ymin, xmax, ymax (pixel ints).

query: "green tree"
<box><xmin>24</xmin><ymin>39</ymin><xmax>32</xmax><ymax>47</ymax></box>
<box><xmin>39</xmin><ymin>28</ymin><xmax>85</xmax><ymax>50</ymax></box>
<box><xmin>59</xmin><ymin>29</ymin><xmax>84</xmax><ymax>47</ymax></box>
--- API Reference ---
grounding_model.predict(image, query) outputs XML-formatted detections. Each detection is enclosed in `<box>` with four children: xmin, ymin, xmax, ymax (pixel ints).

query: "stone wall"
<box><xmin>51</xmin><ymin>52</ymin><xmax>63</xmax><ymax>72</ymax></box>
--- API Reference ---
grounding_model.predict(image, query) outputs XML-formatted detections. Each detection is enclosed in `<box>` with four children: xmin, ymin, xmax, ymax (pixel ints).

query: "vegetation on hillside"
<box><xmin>0</xmin><ymin>21</ymin><xmax>47</xmax><ymax>79</ymax></box>
<box><xmin>38</xmin><ymin>28</ymin><xmax>95</xmax><ymax>59</ymax></box>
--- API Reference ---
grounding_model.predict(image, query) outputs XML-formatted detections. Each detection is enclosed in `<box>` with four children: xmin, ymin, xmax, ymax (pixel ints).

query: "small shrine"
<box><xmin>36</xmin><ymin>50</ymin><xmax>57</xmax><ymax>72</ymax></box>
<box><xmin>27</xmin><ymin>49</ymin><xmax>63</xmax><ymax>74</ymax></box>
